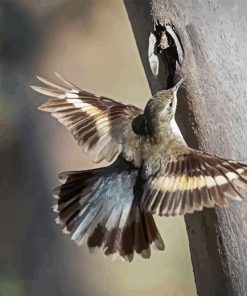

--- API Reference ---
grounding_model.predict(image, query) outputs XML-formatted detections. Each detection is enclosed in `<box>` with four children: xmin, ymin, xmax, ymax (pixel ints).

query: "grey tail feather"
<box><xmin>53</xmin><ymin>156</ymin><xmax>164</xmax><ymax>261</ymax></box>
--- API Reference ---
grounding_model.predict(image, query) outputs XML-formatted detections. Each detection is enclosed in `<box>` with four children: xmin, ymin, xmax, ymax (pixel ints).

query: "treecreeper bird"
<box><xmin>32</xmin><ymin>74</ymin><xmax>247</xmax><ymax>262</ymax></box>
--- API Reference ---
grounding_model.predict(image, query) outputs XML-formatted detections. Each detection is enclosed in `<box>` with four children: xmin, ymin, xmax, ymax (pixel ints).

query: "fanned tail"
<box><xmin>53</xmin><ymin>156</ymin><xmax>164</xmax><ymax>261</ymax></box>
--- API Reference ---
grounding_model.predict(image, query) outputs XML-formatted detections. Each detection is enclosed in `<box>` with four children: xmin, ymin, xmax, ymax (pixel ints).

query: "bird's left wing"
<box><xmin>142</xmin><ymin>148</ymin><xmax>247</xmax><ymax>216</ymax></box>
<box><xmin>31</xmin><ymin>73</ymin><xmax>142</xmax><ymax>163</ymax></box>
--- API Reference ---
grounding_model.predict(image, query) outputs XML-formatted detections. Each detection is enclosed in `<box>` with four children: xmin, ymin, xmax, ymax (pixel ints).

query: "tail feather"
<box><xmin>53</xmin><ymin>157</ymin><xmax>164</xmax><ymax>261</ymax></box>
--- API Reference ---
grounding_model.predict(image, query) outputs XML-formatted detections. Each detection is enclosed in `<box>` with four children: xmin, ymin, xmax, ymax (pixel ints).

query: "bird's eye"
<box><xmin>169</xmin><ymin>102</ymin><xmax>173</xmax><ymax>108</ymax></box>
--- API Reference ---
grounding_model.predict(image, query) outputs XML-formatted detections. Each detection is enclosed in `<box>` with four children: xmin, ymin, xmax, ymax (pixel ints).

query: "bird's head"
<box><xmin>147</xmin><ymin>78</ymin><xmax>184</xmax><ymax>120</ymax></box>
<box><xmin>143</xmin><ymin>79</ymin><xmax>184</xmax><ymax>136</ymax></box>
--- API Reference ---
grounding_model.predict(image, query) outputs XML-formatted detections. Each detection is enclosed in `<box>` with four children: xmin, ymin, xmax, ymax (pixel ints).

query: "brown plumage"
<box><xmin>32</xmin><ymin>74</ymin><xmax>247</xmax><ymax>261</ymax></box>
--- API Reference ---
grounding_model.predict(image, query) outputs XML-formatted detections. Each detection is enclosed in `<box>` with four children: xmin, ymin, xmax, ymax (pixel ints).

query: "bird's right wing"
<box><xmin>142</xmin><ymin>148</ymin><xmax>247</xmax><ymax>216</ymax></box>
<box><xmin>31</xmin><ymin>73</ymin><xmax>142</xmax><ymax>163</ymax></box>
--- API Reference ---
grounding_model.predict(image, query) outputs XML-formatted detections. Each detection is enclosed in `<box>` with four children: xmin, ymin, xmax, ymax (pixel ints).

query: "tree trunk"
<box><xmin>124</xmin><ymin>1</ymin><xmax>247</xmax><ymax>295</ymax></box>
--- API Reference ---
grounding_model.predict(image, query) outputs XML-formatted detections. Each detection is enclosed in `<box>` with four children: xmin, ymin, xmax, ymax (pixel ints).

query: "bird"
<box><xmin>31</xmin><ymin>73</ymin><xmax>247</xmax><ymax>262</ymax></box>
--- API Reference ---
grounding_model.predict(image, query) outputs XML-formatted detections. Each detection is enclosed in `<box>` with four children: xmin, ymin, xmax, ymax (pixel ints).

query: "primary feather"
<box><xmin>31</xmin><ymin>73</ymin><xmax>142</xmax><ymax>163</ymax></box>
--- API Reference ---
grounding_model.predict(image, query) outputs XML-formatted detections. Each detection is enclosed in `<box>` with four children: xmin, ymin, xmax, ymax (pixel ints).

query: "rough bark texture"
<box><xmin>124</xmin><ymin>1</ymin><xmax>247</xmax><ymax>295</ymax></box>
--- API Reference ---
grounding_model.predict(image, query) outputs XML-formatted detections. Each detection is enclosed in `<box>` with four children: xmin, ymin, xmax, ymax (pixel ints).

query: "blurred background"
<box><xmin>0</xmin><ymin>0</ymin><xmax>196</xmax><ymax>295</ymax></box>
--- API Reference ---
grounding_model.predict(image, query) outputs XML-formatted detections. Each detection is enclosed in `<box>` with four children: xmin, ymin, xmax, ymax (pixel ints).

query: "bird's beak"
<box><xmin>171</xmin><ymin>78</ymin><xmax>184</xmax><ymax>92</ymax></box>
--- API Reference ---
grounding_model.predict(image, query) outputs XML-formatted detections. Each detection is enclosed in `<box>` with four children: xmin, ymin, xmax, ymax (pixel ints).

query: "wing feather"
<box><xmin>143</xmin><ymin>149</ymin><xmax>247</xmax><ymax>216</ymax></box>
<box><xmin>32</xmin><ymin>74</ymin><xmax>142</xmax><ymax>163</ymax></box>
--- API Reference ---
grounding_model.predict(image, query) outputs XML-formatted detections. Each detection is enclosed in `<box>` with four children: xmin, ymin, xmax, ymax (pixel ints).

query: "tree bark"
<box><xmin>124</xmin><ymin>1</ymin><xmax>247</xmax><ymax>295</ymax></box>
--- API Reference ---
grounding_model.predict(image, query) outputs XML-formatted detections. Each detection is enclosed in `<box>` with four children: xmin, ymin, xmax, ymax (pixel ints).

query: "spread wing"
<box><xmin>142</xmin><ymin>149</ymin><xmax>247</xmax><ymax>216</ymax></box>
<box><xmin>31</xmin><ymin>73</ymin><xmax>142</xmax><ymax>163</ymax></box>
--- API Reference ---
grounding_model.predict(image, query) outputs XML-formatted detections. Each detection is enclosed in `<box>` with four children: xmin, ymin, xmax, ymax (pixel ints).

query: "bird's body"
<box><xmin>118</xmin><ymin>83</ymin><xmax>187</xmax><ymax>177</ymax></box>
<box><xmin>32</xmin><ymin>74</ymin><xmax>247</xmax><ymax>262</ymax></box>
